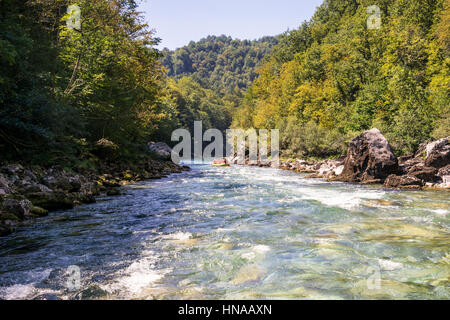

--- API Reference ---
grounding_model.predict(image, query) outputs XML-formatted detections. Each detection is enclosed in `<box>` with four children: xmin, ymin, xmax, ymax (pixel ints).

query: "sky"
<box><xmin>138</xmin><ymin>0</ymin><xmax>324</xmax><ymax>50</ymax></box>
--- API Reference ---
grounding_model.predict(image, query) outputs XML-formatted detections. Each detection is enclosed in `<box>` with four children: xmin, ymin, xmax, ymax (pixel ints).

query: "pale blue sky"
<box><xmin>138</xmin><ymin>0</ymin><xmax>324</xmax><ymax>50</ymax></box>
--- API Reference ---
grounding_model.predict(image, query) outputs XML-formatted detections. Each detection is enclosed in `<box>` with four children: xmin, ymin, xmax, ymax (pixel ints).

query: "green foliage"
<box><xmin>280</xmin><ymin>119</ymin><xmax>348</xmax><ymax>158</ymax></box>
<box><xmin>161</xmin><ymin>35</ymin><xmax>278</xmax><ymax>96</ymax></box>
<box><xmin>167</xmin><ymin>77</ymin><xmax>232</xmax><ymax>132</ymax></box>
<box><xmin>432</xmin><ymin>105</ymin><xmax>450</xmax><ymax>139</ymax></box>
<box><xmin>0</xmin><ymin>0</ymin><xmax>171</xmax><ymax>164</ymax></box>
<box><xmin>233</xmin><ymin>0</ymin><xmax>450</xmax><ymax>157</ymax></box>
<box><xmin>160</xmin><ymin>36</ymin><xmax>278</xmax><ymax>141</ymax></box>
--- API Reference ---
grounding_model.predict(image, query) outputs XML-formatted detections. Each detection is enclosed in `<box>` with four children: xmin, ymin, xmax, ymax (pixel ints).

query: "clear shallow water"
<box><xmin>0</xmin><ymin>163</ymin><xmax>449</xmax><ymax>300</ymax></box>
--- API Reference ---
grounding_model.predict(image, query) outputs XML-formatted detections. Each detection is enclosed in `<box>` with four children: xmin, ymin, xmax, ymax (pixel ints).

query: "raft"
<box><xmin>212</xmin><ymin>163</ymin><xmax>230</xmax><ymax>167</ymax></box>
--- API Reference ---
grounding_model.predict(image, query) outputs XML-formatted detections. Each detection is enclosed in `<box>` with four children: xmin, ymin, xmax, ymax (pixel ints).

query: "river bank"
<box><xmin>229</xmin><ymin>129</ymin><xmax>450</xmax><ymax>191</ymax></box>
<box><xmin>0</xmin><ymin>157</ymin><xmax>190</xmax><ymax>236</ymax></box>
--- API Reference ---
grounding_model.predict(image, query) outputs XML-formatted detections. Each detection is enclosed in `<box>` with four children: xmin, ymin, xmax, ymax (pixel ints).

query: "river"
<box><xmin>0</xmin><ymin>163</ymin><xmax>449</xmax><ymax>299</ymax></box>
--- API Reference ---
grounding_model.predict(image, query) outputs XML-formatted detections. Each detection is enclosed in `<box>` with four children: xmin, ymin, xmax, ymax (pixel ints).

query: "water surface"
<box><xmin>0</xmin><ymin>164</ymin><xmax>449</xmax><ymax>299</ymax></box>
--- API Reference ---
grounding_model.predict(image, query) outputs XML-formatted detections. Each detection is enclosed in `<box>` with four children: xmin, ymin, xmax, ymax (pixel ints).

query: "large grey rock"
<box><xmin>334</xmin><ymin>128</ymin><xmax>398</xmax><ymax>183</ymax></box>
<box><xmin>148</xmin><ymin>142</ymin><xmax>172</xmax><ymax>160</ymax></box>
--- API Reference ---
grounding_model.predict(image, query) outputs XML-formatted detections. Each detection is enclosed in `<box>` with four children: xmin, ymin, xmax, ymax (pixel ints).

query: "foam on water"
<box><xmin>297</xmin><ymin>186</ymin><xmax>386</xmax><ymax>210</ymax></box>
<box><xmin>105</xmin><ymin>254</ymin><xmax>169</xmax><ymax>297</ymax></box>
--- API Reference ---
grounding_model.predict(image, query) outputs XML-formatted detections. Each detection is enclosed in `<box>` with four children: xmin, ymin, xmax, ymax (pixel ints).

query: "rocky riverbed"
<box><xmin>0</xmin><ymin>158</ymin><xmax>190</xmax><ymax>237</ymax></box>
<box><xmin>229</xmin><ymin>129</ymin><xmax>449</xmax><ymax>191</ymax></box>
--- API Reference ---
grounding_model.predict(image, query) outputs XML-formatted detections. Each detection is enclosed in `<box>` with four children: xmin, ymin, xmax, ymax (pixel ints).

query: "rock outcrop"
<box><xmin>148</xmin><ymin>142</ymin><xmax>172</xmax><ymax>160</ymax></box>
<box><xmin>225</xmin><ymin>130</ymin><xmax>449</xmax><ymax>191</ymax></box>
<box><xmin>334</xmin><ymin>128</ymin><xmax>398</xmax><ymax>183</ymax></box>
<box><xmin>0</xmin><ymin>158</ymin><xmax>190</xmax><ymax>236</ymax></box>
<box><xmin>384</xmin><ymin>137</ymin><xmax>450</xmax><ymax>189</ymax></box>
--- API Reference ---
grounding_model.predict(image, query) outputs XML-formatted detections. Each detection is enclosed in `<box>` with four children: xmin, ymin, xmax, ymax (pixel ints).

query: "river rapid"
<box><xmin>0</xmin><ymin>163</ymin><xmax>449</xmax><ymax>300</ymax></box>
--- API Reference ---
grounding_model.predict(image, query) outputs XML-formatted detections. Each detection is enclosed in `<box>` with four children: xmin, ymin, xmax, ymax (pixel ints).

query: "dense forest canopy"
<box><xmin>232</xmin><ymin>0</ymin><xmax>450</xmax><ymax>157</ymax></box>
<box><xmin>0</xmin><ymin>0</ymin><xmax>174</xmax><ymax>164</ymax></box>
<box><xmin>161</xmin><ymin>35</ymin><xmax>278</xmax><ymax>96</ymax></box>
<box><xmin>159</xmin><ymin>35</ymin><xmax>278</xmax><ymax>138</ymax></box>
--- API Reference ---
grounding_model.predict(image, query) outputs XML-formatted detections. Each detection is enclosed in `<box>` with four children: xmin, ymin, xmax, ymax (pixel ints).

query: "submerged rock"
<box><xmin>74</xmin><ymin>285</ymin><xmax>109</xmax><ymax>300</ymax></box>
<box><xmin>334</xmin><ymin>128</ymin><xmax>398</xmax><ymax>183</ymax></box>
<box><xmin>106</xmin><ymin>188</ymin><xmax>121</xmax><ymax>196</ymax></box>
<box><xmin>232</xmin><ymin>265</ymin><xmax>265</xmax><ymax>285</ymax></box>
<box><xmin>31</xmin><ymin>205</ymin><xmax>49</xmax><ymax>217</ymax></box>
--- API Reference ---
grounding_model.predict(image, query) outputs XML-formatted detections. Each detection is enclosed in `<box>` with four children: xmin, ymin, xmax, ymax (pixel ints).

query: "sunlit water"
<box><xmin>0</xmin><ymin>163</ymin><xmax>449</xmax><ymax>300</ymax></box>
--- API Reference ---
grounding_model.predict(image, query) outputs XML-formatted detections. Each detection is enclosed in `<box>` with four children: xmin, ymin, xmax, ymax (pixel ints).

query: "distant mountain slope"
<box><xmin>161</xmin><ymin>35</ymin><xmax>278</xmax><ymax>95</ymax></box>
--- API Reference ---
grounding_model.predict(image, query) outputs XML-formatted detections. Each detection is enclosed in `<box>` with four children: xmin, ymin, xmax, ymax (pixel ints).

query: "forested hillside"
<box><xmin>159</xmin><ymin>35</ymin><xmax>278</xmax><ymax>137</ymax></box>
<box><xmin>0</xmin><ymin>0</ymin><xmax>184</xmax><ymax>164</ymax></box>
<box><xmin>161</xmin><ymin>36</ymin><xmax>278</xmax><ymax>96</ymax></box>
<box><xmin>233</xmin><ymin>0</ymin><xmax>450</xmax><ymax>157</ymax></box>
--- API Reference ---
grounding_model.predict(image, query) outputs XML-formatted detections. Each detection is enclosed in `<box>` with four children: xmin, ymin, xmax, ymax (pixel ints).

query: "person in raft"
<box><xmin>212</xmin><ymin>158</ymin><xmax>229</xmax><ymax>165</ymax></box>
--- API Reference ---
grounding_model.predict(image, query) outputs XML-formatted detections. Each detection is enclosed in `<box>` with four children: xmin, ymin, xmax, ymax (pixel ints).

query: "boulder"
<box><xmin>26</xmin><ymin>191</ymin><xmax>74</xmax><ymax>211</ymax></box>
<box><xmin>148</xmin><ymin>142</ymin><xmax>172</xmax><ymax>160</ymax></box>
<box><xmin>0</xmin><ymin>174</ymin><xmax>10</xmax><ymax>188</ymax></box>
<box><xmin>92</xmin><ymin>138</ymin><xmax>120</xmax><ymax>160</ymax></box>
<box><xmin>384</xmin><ymin>174</ymin><xmax>424</xmax><ymax>189</ymax></box>
<box><xmin>334</xmin><ymin>128</ymin><xmax>398</xmax><ymax>183</ymax></box>
<box><xmin>1</xmin><ymin>198</ymin><xmax>32</xmax><ymax>219</ymax></box>
<box><xmin>80</xmin><ymin>181</ymin><xmax>100</xmax><ymax>196</ymax></box>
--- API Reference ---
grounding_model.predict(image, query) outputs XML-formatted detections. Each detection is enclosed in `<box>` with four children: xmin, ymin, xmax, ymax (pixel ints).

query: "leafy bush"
<box><xmin>281</xmin><ymin>119</ymin><xmax>347</xmax><ymax>159</ymax></box>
